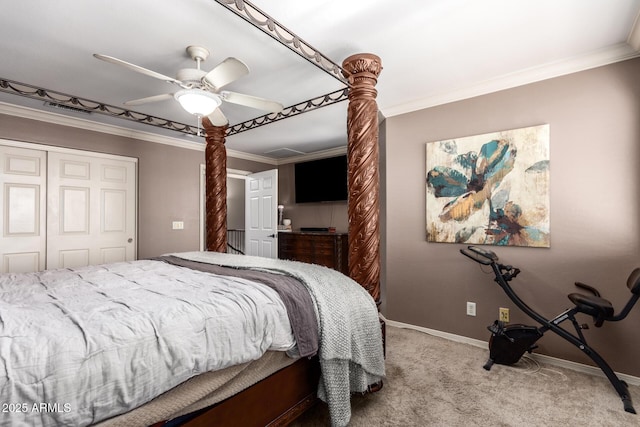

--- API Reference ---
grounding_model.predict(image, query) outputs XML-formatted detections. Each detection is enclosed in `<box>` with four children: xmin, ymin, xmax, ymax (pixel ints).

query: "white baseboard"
<box><xmin>384</xmin><ymin>318</ymin><xmax>640</xmax><ymax>387</ymax></box>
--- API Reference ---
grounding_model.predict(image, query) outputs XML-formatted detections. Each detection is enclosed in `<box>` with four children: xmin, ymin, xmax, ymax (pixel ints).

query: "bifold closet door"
<box><xmin>0</xmin><ymin>145</ymin><xmax>47</xmax><ymax>273</ymax></box>
<box><xmin>46</xmin><ymin>151</ymin><xmax>136</xmax><ymax>269</ymax></box>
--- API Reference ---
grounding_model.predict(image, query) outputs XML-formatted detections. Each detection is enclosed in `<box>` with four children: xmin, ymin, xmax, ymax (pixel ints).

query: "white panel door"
<box><xmin>0</xmin><ymin>145</ymin><xmax>47</xmax><ymax>272</ymax></box>
<box><xmin>245</xmin><ymin>169</ymin><xmax>278</xmax><ymax>258</ymax></box>
<box><xmin>47</xmin><ymin>152</ymin><xmax>136</xmax><ymax>269</ymax></box>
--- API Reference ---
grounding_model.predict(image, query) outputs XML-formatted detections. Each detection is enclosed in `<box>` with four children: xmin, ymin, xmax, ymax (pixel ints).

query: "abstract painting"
<box><xmin>426</xmin><ymin>124</ymin><xmax>550</xmax><ymax>247</ymax></box>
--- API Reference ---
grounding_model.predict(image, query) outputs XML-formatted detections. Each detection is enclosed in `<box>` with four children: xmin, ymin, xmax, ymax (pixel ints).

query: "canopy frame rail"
<box><xmin>214</xmin><ymin>0</ymin><xmax>349</xmax><ymax>86</ymax></box>
<box><xmin>227</xmin><ymin>88</ymin><xmax>348</xmax><ymax>136</ymax></box>
<box><xmin>0</xmin><ymin>78</ymin><xmax>348</xmax><ymax>140</ymax></box>
<box><xmin>0</xmin><ymin>78</ymin><xmax>199</xmax><ymax>136</ymax></box>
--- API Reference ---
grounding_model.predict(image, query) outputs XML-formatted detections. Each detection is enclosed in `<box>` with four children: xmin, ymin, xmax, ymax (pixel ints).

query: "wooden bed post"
<box><xmin>342</xmin><ymin>53</ymin><xmax>382</xmax><ymax>304</ymax></box>
<box><xmin>202</xmin><ymin>118</ymin><xmax>228</xmax><ymax>253</ymax></box>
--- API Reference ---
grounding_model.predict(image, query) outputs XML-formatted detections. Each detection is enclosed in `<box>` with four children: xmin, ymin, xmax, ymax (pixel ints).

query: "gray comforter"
<box><xmin>0</xmin><ymin>258</ymin><xmax>298</xmax><ymax>426</ymax></box>
<box><xmin>173</xmin><ymin>252</ymin><xmax>386</xmax><ymax>427</ymax></box>
<box><xmin>154</xmin><ymin>255</ymin><xmax>318</xmax><ymax>358</ymax></box>
<box><xmin>0</xmin><ymin>252</ymin><xmax>385</xmax><ymax>427</ymax></box>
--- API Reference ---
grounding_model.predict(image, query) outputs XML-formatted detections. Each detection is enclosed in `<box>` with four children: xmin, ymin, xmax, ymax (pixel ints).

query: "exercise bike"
<box><xmin>460</xmin><ymin>245</ymin><xmax>640</xmax><ymax>414</ymax></box>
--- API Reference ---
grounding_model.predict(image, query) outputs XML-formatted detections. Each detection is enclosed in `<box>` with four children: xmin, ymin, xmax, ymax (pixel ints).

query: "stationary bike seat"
<box><xmin>567</xmin><ymin>292</ymin><xmax>614</xmax><ymax>327</ymax></box>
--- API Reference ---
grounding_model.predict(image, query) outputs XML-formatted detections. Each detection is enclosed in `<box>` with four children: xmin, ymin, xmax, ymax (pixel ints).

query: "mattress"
<box><xmin>0</xmin><ymin>251</ymin><xmax>384</xmax><ymax>427</ymax></box>
<box><xmin>95</xmin><ymin>350</ymin><xmax>296</xmax><ymax>427</ymax></box>
<box><xmin>0</xmin><ymin>258</ymin><xmax>308</xmax><ymax>426</ymax></box>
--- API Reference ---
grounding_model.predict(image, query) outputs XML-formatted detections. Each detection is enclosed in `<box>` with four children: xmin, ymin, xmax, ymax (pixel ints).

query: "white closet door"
<box><xmin>47</xmin><ymin>151</ymin><xmax>136</xmax><ymax>269</ymax></box>
<box><xmin>0</xmin><ymin>145</ymin><xmax>47</xmax><ymax>273</ymax></box>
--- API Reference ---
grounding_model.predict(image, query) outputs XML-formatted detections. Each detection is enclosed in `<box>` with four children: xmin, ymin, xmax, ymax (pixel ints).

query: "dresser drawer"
<box><xmin>278</xmin><ymin>232</ymin><xmax>348</xmax><ymax>275</ymax></box>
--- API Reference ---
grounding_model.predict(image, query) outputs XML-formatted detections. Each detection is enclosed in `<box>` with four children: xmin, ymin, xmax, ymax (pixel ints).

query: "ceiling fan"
<box><xmin>94</xmin><ymin>45</ymin><xmax>284</xmax><ymax>126</ymax></box>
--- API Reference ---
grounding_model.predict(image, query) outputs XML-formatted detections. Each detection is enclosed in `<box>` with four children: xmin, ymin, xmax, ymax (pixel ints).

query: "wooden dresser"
<box><xmin>278</xmin><ymin>231</ymin><xmax>348</xmax><ymax>275</ymax></box>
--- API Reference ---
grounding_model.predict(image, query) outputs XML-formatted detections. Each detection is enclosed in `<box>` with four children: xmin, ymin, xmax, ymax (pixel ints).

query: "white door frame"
<box><xmin>199</xmin><ymin>164</ymin><xmax>206</xmax><ymax>251</ymax></box>
<box><xmin>199</xmin><ymin>166</ymin><xmax>251</xmax><ymax>251</ymax></box>
<box><xmin>0</xmin><ymin>138</ymin><xmax>138</xmax><ymax>270</ymax></box>
<box><xmin>0</xmin><ymin>139</ymin><xmax>137</xmax><ymax>165</ymax></box>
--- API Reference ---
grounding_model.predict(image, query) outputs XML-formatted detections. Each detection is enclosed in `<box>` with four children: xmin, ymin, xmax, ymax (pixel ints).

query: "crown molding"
<box><xmin>0</xmin><ymin>101</ymin><xmax>206</xmax><ymax>151</ymax></box>
<box><xmin>0</xmin><ymin>101</ymin><xmax>285</xmax><ymax>164</ymax></box>
<box><xmin>382</xmin><ymin>43</ymin><xmax>640</xmax><ymax>118</ymax></box>
<box><xmin>226</xmin><ymin>148</ymin><xmax>280</xmax><ymax>165</ymax></box>
<box><xmin>276</xmin><ymin>145</ymin><xmax>347</xmax><ymax>165</ymax></box>
<box><xmin>8</xmin><ymin>40</ymin><xmax>636</xmax><ymax>165</ymax></box>
<box><xmin>628</xmin><ymin>9</ymin><xmax>640</xmax><ymax>51</ymax></box>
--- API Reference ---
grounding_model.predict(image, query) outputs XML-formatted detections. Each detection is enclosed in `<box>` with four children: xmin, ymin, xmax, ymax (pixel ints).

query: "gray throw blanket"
<box><xmin>171</xmin><ymin>252</ymin><xmax>385</xmax><ymax>427</ymax></box>
<box><xmin>153</xmin><ymin>255</ymin><xmax>318</xmax><ymax>358</ymax></box>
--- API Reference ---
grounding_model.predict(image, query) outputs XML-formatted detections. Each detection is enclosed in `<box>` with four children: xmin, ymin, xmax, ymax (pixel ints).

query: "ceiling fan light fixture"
<box><xmin>174</xmin><ymin>89</ymin><xmax>221</xmax><ymax>116</ymax></box>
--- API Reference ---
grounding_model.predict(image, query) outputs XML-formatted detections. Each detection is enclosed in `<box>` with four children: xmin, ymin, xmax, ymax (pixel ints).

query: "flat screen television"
<box><xmin>294</xmin><ymin>155</ymin><xmax>348</xmax><ymax>203</ymax></box>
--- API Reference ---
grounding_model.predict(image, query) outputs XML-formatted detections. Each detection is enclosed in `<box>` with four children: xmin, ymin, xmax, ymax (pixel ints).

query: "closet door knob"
<box><xmin>128</xmin><ymin>238</ymin><xmax>133</xmax><ymax>243</ymax></box>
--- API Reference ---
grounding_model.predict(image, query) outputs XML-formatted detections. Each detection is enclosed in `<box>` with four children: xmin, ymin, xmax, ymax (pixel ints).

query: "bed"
<box><xmin>0</xmin><ymin>2</ymin><xmax>384</xmax><ymax>426</ymax></box>
<box><xmin>187</xmin><ymin>13</ymin><xmax>384</xmax><ymax>427</ymax></box>
<box><xmin>0</xmin><ymin>251</ymin><xmax>384</xmax><ymax>427</ymax></box>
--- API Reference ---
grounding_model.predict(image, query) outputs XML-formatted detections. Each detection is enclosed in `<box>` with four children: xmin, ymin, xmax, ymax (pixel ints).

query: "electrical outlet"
<box><xmin>466</xmin><ymin>302</ymin><xmax>476</xmax><ymax>316</ymax></box>
<box><xmin>172</xmin><ymin>221</ymin><xmax>184</xmax><ymax>230</ymax></box>
<box><xmin>499</xmin><ymin>307</ymin><xmax>510</xmax><ymax>323</ymax></box>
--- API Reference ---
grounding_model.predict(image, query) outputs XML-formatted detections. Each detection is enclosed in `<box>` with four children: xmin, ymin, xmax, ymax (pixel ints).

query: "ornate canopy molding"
<box><xmin>214</xmin><ymin>0</ymin><xmax>349</xmax><ymax>85</ymax></box>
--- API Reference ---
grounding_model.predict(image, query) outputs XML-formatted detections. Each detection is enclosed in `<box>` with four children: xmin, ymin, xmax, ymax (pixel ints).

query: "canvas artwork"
<box><xmin>426</xmin><ymin>124</ymin><xmax>550</xmax><ymax>247</ymax></box>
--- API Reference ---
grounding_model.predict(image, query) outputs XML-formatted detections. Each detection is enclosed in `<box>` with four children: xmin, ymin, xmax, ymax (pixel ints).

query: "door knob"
<box><xmin>128</xmin><ymin>238</ymin><xmax>133</xmax><ymax>243</ymax></box>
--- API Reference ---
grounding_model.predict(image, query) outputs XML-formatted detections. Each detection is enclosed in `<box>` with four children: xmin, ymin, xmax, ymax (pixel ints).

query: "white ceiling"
<box><xmin>1</xmin><ymin>1</ymin><xmax>639</xmax><ymax>163</ymax></box>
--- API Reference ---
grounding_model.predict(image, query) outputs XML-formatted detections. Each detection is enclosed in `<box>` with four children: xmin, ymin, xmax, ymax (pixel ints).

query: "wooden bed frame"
<box><xmin>187</xmin><ymin>358</ymin><xmax>319</xmax><ymax>427</ymax></box>
<box><xmin>149</xmin><ymin>357</ymin><xmax>320</xmax><ymax>427</ymax></box>
<box><xmin>155</xmin><ymin>7</ymin><xmax>383</xmax><ymax>427</ymax></box>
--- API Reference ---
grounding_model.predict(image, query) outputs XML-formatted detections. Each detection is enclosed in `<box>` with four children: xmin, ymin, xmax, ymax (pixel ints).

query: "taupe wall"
<box><xmin>0</xmin><ymin>115</ymin><xmax>272</xmax><ymax>258</ymax></box>
<box><xmin>226</xmin><ymin>177</ymin><xmax>245</xmax><ymax>230</ymax></box>
<box><xmin>384</xmin><ymin>57</ymin><xmax>640</xmax><ymax>376</ymax></box>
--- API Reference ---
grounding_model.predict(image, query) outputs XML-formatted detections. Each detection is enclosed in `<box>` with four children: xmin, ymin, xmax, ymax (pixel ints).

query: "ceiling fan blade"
<box><xmin>221</xmin><ymin>91</ymin><xmax>283</xmax><ymax>113</ymax></box>
<box><xmin>123</xmin><ymin>93</ymin><xmax>174</xmax><ymax>106</ymax></box>
<box><xmin>203</xmin><ymin>58</ymin><xmax>249</xmax><ymax>90</ymax></box>
<box><xmin>93</xmin><ymin>54</ymin><xmax>183</xmax><ymax>86</ymax></box>
<box><xmin>207</xmin><ymin>108</ymin><xmax>228</xmax><ymax>126</ymax></box>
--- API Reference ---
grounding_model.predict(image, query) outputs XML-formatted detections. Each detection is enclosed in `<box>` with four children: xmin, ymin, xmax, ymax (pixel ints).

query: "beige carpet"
<box><xmin>292</xmin><ymin>325</ymin><xmax>640</xmax><ymax>426</ymax></box>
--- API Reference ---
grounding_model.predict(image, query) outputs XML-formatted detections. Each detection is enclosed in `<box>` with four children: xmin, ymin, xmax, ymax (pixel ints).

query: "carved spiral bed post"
<box><xmin>202</xmin><ymin>118</ymin><xmax>228</xmax><ymax>253</ymax></box>
<box><xmin>342</xmin><ymin>53</ymin><xmax>382</xmax><ymax>305</ymax></box>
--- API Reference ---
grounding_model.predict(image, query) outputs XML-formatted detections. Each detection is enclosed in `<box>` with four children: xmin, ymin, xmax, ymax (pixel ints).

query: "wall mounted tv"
<box><xmin>294</xmin><ymin>155</ymin><xmax>348</xmax><ymax>203</ymax></box>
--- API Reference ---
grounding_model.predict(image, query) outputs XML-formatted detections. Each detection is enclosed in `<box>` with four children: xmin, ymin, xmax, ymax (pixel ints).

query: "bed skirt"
<box><xmin>95</xmin><ymin>351</ymin><xmax>298</xmax><ymax>427</ymax></box>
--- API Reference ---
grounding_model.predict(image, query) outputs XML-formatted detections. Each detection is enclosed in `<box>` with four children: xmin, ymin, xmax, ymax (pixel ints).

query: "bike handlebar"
<box><xmin>504</xmin><ymin>267</ymin><xmax>521</xmax><ymax>280</ymax></box>
<box><xmin>460</xmin><ymin>246</ymin><xmax>521</xmax><ymax>281</ymax></box>
<box><xmin>460</xmin><ymin>246</ymin><xmax>499</xmax><ymax>265</ymax></box>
